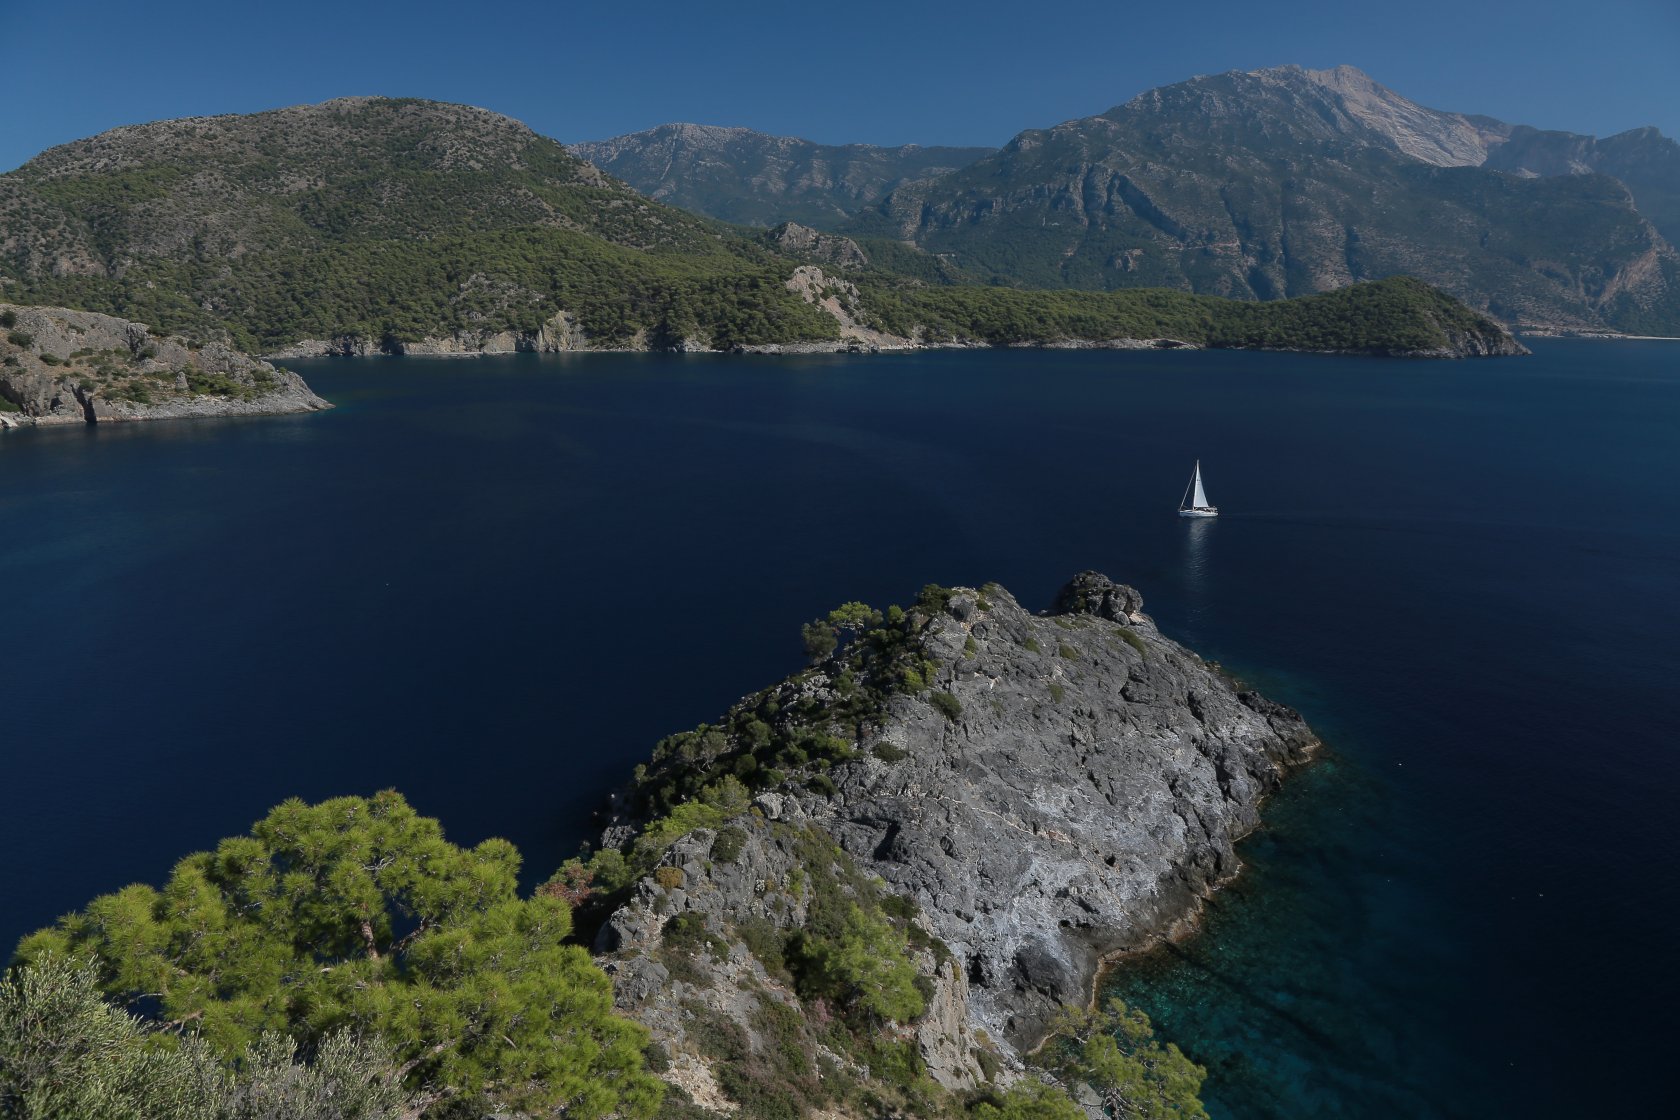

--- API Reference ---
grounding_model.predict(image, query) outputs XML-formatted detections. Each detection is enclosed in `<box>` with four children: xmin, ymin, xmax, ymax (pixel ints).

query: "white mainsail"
<box><xmin>1191</xmin><ymin>461</ymin><xmax>1209</xmax><ymax>509</ymax></box>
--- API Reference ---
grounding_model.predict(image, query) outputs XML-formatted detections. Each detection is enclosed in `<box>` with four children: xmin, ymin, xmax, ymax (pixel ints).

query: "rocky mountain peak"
<box><xmin>1294</xmin><ymin>64</ymin><xmax>1500</xmax><ymax>166</ymax></box>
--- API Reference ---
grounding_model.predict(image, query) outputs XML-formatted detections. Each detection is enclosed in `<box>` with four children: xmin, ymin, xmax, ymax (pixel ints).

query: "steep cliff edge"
<box><xmin>574</xmin><ymin>574</ymin><xmax>1316</xmax><ymax>1115</ymax></box>
<box><xmin>0</xmin><ymin>304</ymin><xmax>329</xmax><ymax>428</ymax></box>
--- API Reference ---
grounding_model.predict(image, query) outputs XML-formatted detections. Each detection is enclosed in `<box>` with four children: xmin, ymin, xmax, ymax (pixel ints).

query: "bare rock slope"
<box><xmin>591</xmin><ymin>572</ymin><xmax>1317</xmax><ymax>1111</ymax></box>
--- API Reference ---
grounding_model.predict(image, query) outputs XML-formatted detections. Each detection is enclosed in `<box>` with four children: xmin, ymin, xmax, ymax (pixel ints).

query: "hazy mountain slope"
<box><xmin>1300</xmin><ymin>66</ymin><xmax>1680</xmax><ymax>248</ymax></box>
<box><xmin>571</xmin><ymin>123</ymin><xmax>991</xmax><ymax>227</ymax></box>
<box><xmin>851</xmin><ymin>66</ymin><xmax>1680</xmax><ymax>333</ymax></box>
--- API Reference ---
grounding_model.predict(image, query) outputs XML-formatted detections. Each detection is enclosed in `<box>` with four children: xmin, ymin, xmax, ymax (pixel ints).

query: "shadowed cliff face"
<box><xmin>590</xmin><ymin>573</ymin><xmax>1316</xmax><ymax>1107</ymax></box>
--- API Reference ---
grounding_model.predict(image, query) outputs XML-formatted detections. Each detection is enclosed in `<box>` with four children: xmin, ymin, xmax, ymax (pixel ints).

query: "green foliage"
<box><xmin>0</xmin><ymin>955</ymin><xmax>221</xmax><ymax>1120</ymax></box>
<box><xmin>800</xmin><ymin>620</ymin><xmax>838</xmax><ymax>661</ymax></box>
<box><xmin>1058</xmin><ymin>644</ymin><xmax>1079</xmax><ymax>660</ymax></box>
<box><xmin>827</xmin><ymin>601</ymin><xmax>884</xmax><ymax>633</ymax></box>
<box><xmin>872</xmin><ymin>742</ymin><xmax>910</xmax><ymax>763</ymax></box>
<box><xmin>15</xmin><ymin>792</ymin><xmax>660</xmax><ymax>1119</ymax></box>
<box><xmin>969</xmin><ymin>1081</ymin><xmax>1088</xmax><ymax>1120</ymax></box>
<box><xmin>1116</xmin><ymin>628</ymin><xmax>1148</xmax><ymax>656</ymax></box>
<box><xmin>0</xmin><ymin>955</ymin><xmax>415</xmax><ymax>1120</ymax></box>
<box><xmin>916</xmin><ymin>583</ymin><xmax>956</xmax><ymax>613</ymax></box>
<box><xmin>0</xmin><ymin>310</ymin><xmax>16</xmax><ymax>328</ymax></box>
<box><xmin>1024</xmin><ymin>636</ymin><xmax>1042</xmax><ymax>653</ymax></box>
<box><xmin>1048</xmin><ymin>682</ymin><xmax>1066</xmax><ymax>704</ymax></box>
<box><xmin>661</xmin><ymin>914</ymin><xmax>726</xmax><ymax>962</ymax></box>
<box><xmin>186</xmin><ymin>370</ymin><xmax>258</xmax><ymax>399</ymax></box>
<box><xmin>5</xmin><ymin>331</ymin><xmax>32</xmax><ymax>348</ymax></box>
<box><xmin>711</xmin><ymin>825</ymin><xmax>748</xmax><ymax>864</ymax></box>
<box><xmin>788</xmin><ymin>904</ymin><xmax>926</xmax><ymax>1023</ymax></box>
<box><xmin>930</xmin><ymin>691</ymin><xmax>963</xmax><ymax>721</ymax></box>
<box><xmin>1037</xmin><ymin>998</ymin><xmax>1209</xmax><ymax>1120</ymax></box>
<box><xmin>879</xmin><ymin>275</ymin><xmax>1511</xmax><ymax>354</ymax></box>
<box><xmin>622</xmin><ymin>592</ymin><xmax>946</xmax><ymax>814</ymax></box>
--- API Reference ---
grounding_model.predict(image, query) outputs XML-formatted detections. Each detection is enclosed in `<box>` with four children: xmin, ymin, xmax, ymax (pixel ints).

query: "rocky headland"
<box><xmin>0</xmin><ymin>304</ymin><xmax>329</xmax><ymax>429</ymax></box>
<box><xmin>573</xmin><ymin>573</ymin><xmax>1317</xmax><ymax>1114</ymax></box>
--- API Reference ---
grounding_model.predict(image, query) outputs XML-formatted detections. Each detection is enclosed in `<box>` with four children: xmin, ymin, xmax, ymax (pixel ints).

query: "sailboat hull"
<box><xmin>1178</xmin><ymin>508</ymin><xmax>1219</xmax><ymax>519</ymax></box>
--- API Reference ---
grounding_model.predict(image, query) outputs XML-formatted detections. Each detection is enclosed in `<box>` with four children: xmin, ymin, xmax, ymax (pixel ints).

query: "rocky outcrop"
<box><xmin>596</xmin><ymin>820</ymin><xmax>994</xmax><ymax>1100</ymax></box>
<box><xmin>807</xmin><ymin>576</ymin><xmax>1317</xmax><ymax>1049</ymax></box>
<box><xmin>264</xmin><ymin>310</ymin><xmax>591</xmax><ymax>359</ymax></box>
<box><xmin>766</xmin><ymin>223</ymin><xmax>870</xmax><ymax>270</ymax></box>
<box><xmin>0</xmin><ymin>304</ymin><xmax>329</xmax><ymax>428</ymax></box>
<box><xmin>592</xmin><ymin>572</ymin><xmax>1317</xmax><ymax>1110</ymax></box>
<box><xmin>767</xmin><ymin>266</ymin><xmax>917</xmax><ymax>352</ymax></box>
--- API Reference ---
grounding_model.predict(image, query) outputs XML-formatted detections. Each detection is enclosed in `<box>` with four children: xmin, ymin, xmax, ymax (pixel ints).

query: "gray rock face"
<box><xmin>766</xmin><ymin>222</ymin><xmax>869</xmax><ymax>270</ymax></box>
<box><xmin>596</xmin><ymin>819</ymin><xmax>992</xmax><ymax>1099</ymax></box>
<box><xmin>806</xmin><ymin>576</ymin><xmax>1316</xmax><ymax>1049</ymax></box>
<box><xmin>0</xmin><ymin>304</ymin><xmax>330</xmax><ymax>428</ymax></box>
<box><xmin>264</xmin><ymin>309</ymin><xmax>592</xmax><ymax>360</ymax></box>
<box><xmin>595</xmin><ymin>572</ymin><xmax>1317</xmax><ymax>1095</ymax></box>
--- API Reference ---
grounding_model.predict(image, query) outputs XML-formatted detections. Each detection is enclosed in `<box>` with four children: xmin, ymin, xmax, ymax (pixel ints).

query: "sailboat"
<box><xmin>1178</xmin><ymin>460</ymin><xmax>1218</xmax><ymax>518</ymax></box>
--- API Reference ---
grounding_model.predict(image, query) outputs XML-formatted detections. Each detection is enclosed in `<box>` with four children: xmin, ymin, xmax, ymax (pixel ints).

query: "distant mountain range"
<box><xmin>571</xmin><ymin>125</ymin><xmax>990</xmax><ymax>228</ymax></box>
<box><xmin>580</xmin><ymin>66</ymin><xmax>1680</xmax><ymax>333</ymax></box>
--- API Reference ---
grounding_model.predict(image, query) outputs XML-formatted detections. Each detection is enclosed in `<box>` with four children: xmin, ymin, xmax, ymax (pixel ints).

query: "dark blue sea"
<box><xmin>2</xmin><ymin>342</ymin><xmax>1676</xmax><ymax>1118</ymax></box>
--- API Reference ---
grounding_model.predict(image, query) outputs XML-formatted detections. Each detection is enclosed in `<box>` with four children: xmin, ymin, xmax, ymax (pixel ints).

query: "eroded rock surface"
<box><xmin>593</xmin><ymin>572</ymin><xmax>1317</xmax><ymax>1109</ymax></box>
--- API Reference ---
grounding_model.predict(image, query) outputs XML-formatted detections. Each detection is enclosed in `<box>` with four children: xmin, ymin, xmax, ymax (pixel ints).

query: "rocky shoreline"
<box><xmin>582</xmin><ymin>573</ymin><xmax>1319</xmax><ymax>1106</ymax></box>
<box><xmin>1</xmin><ymin>304</ymin><xmax>330</xmax><ymax>430</ymax></box>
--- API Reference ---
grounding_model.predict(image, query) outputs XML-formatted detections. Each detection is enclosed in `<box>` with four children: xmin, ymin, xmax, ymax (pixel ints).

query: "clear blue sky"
<box><xmin>3</xmin><ymin>0</ymin><xmax>1677</xmax><ymax>171</ymax></box>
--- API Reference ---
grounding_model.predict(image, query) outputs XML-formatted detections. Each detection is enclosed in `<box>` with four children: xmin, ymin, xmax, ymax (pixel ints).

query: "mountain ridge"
<box><xmin>852</xmin><ymin>65</ymin><xmax>1680</xmax><ymax>332</ymax></box>
<box><xmin>576</xmin><ymin>66</ymin><xmax>1680</xmax><ymax>333</ymax></box>
<box><xmin>570</xmin><ymin>123</ymin><xmax>991</xmax><ymax>228</ymax></box>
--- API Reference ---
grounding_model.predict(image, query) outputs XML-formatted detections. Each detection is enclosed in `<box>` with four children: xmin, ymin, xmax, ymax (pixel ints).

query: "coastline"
<box><xmin>263</xmin><ymin>332</ymin><xmax>1517</xmax><ymax>362</ymax></box>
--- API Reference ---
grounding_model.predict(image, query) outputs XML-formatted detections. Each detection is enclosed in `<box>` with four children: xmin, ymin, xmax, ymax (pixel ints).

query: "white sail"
<box><xmin>1191</xmin><ymin>462</ymin><xmax>1209</xmax><ymax>509</ymax></box>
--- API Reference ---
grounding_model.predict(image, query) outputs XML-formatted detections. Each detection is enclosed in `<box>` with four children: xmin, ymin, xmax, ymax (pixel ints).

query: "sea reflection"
<box><xmin>1181</xmin><ymin>515</ymin><xmax>1216</xmax><ymax>620</ymax></box>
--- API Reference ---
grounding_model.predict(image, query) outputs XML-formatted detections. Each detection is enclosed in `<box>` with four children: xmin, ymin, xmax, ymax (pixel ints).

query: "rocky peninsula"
<box><xmin>573</xmin><ymin>573</ymin><xmax>1317</xmax><ymax>1113</ymax></box>
<box><xmin>0</xmin><ymin>304</ymin><xmax>329</xmax><ymax>429</ymax></box>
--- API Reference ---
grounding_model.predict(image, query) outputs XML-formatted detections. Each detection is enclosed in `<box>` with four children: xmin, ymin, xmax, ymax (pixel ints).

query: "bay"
<box><xmin>1</xmin><ymin>341</ymin><xmax>1675</xmax><ymax>1118</ymax></box>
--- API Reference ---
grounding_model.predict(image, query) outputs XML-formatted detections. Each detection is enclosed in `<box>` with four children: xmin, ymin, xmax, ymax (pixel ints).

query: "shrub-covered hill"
<box><xmin>861</xmin><ymin>274</ymin><xmax>1527</xmax><ymax>356</ymax></box>
<box><xmin>0</xmin><ymin>97</ymin><xmax>842</xmax><ymax>352</ymax></box>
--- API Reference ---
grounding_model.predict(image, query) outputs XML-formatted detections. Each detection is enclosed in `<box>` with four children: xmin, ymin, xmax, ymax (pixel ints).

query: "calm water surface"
<box><xmin>2</xmin><ymin>342</ymin><xmax>1676</xmax><ymax>1118</ymax></box>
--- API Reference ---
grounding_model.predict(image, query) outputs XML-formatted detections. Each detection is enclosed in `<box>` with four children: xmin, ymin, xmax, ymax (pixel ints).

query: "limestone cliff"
<box><xmin>580</xmin><ymin>574</ymin><xmax>1316</xmax><ymax>1113</ymax></box>
<box><xmin>0</xmin><ymin>304</ymin><xmax>329</xmax><ymax>429</ymax></box>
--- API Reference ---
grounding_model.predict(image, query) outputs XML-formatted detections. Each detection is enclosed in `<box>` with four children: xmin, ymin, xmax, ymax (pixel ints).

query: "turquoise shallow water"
<box><xmin>1</xmin><ymin>341</ymin><xmax>1676</xmax><ymax>1117</ymax></box>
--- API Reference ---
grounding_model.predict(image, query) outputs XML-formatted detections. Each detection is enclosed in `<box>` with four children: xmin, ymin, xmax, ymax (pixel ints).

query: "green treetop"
<box><xmin>13</xmin><ymin>790</ymin><xmax>661</xmax><ymax>1119</ymax></box>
